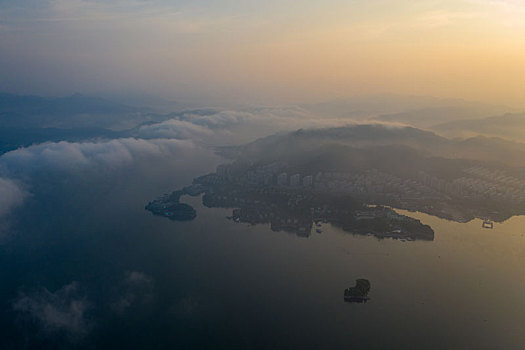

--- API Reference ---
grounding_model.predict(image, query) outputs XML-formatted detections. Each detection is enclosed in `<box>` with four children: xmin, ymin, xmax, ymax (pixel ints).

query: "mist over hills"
<box><xmin>221</xmin><ymin>125</ymin><xmax>444</xmax><ymax>160</ymax></box>
<box><xmin>2</xmin><ymin>91</ymin><xmax>525</xmax><ymax>166</ymax></box>
<box><xmin>0</xmin><ymin>92</ymin><xmax>222</xmax><ymax>154</ymax></box>
<box><xmin>0</xmin><ymin>92</ymin><xmax>138</xmax><ymax>127</ymax></box>
<box><xmin>431</xmin><ymin>112</ymin><xmax>525</xmax><ymax>142</ymax></box>
<box><xmin>238</xmin><ymin>141</ymin><xmax>476</xmax><ymax>181</ymax></box>
<box><xmin>307</xmin><ymin>96</ymin><xmax>525</xmax><ymax>144</ymax></box>
<box><xmin>0</xmin><ymin>127</ymin><xmax>125</xmax><ymax>156</ymax></box>
<box><xmin>211</xmin><ymin>124</ymin><xmax>525</xmax><ymax>223</ymax></box>
<box><xmin>373</xmin><ymin>105</ymin><xmax>514</xmax><ymax>128</ymax></box>
<box><xmin>221</xmin><ymin>124</ymin><xmax>525</xmax><ymax>171</ymax></box>
<box><xmin>303</xmin><ymin>95</ymin><xmax>514</xmax><ymax>124</ymax></box>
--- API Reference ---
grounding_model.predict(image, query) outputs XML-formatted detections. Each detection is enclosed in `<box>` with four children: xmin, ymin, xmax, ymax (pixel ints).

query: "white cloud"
<box><xmin>0</xmin><ymin>138</ymin><xmax>198</xmax><ymax>175</ymax></box>
<box><xmin>138</xmin><ymin>119</ymin><xmax>213</xmax><ymax>140</ymax></box>
<box><xmin>0</xmin><ymin>137</ymin><xmax>205</xmax><ymax>230</ymax></box>
<box><xmin>0</xmin><ymin>178</ymin><xmax>28</xmax><ymax>219</ymax></box>
<box><xmin>137</xmin><ymin>106</ymin><xmax>362</xmax><ymax>145</ymax></box>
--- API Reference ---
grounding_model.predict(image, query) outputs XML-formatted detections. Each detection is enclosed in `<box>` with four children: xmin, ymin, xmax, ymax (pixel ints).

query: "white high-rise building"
<box><xmin>302</xmin><ymin>175</ymin><xmax>313</xmax><ymax>187</ymax></box>
<box><xmin>277</xmin><ymin>173</ymin><xmax>288</xmax><ymax>186</ymax></box>
<box><xmin>290</xmin><ymin>174</ymin><xmax>301</xmax><ymax>187</ymax></box>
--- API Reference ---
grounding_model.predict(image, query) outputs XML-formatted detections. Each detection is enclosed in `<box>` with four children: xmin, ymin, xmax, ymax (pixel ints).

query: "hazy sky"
<box><xmin>1</xmin><ymin>0</ymin><xmax>525</xmax><ymax>106</ymax></box>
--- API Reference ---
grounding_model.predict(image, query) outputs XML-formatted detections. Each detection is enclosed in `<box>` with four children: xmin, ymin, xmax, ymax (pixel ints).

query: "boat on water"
<box><xmin>482</xmin><ymin>219</ymin><xmax>494</xmax><ymax>229</ymax></box>
<box><xmin>344</xmin><ymin>295</ymin><xmax>370</xmax><ymax>303</ymax></box>
<box><xmin>344</xmin><ymin>279</ymin><xmax>371</xmax><ymax>303</ymax></box>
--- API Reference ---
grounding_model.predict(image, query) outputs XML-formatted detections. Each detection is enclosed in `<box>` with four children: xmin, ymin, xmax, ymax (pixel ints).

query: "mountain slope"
<box><xmin>222</xmin><ymin>124</ymin><xmax>525</xmax><ymax>169</ymax></box>
<box><xmin>431</xmin><ymin>113</ymin><xmax>525</xmax><ymax>142</ymax></box>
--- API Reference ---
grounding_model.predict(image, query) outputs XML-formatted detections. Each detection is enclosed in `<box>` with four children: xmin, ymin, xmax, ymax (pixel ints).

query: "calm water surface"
<box><xmin>1</xmin><ymin>166</ymin><xmax>525</xmax><ymax>349</ymax></box>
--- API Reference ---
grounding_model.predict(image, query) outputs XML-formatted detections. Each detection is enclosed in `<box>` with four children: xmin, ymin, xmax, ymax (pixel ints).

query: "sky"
<box><xmin>1</xmin><ymin>0</ymin><xmax>525</xmax><ymax>106</ymax></box>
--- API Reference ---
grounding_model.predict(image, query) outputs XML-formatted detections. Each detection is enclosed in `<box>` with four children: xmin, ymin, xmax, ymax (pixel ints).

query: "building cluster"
<box><xmin>215</xmin><ymin>162</ymin><xmax>525</xmax><ymax>208</ymax></box>
<box><xmin>417</xmin><ymin>168</ymin><xmax>525</xmax><ymax>204</ymax></box>
<box><xmin>216</xmin><ymin>162</ymin><xmax>315</xmax><ymax>189</ymax></box>
<box><xmin>206</xmin><ymin>164</ymin><xmax>436</xmax><ymax>239</ymax></box>
<box><xmin>315</xmin><ymin>169</ymin><xmax>445</xmax><ymax>203</ymax></box>
<box><xmin>217</xmin><ymin>161</ymin><xmax>288</xmax><ymax>185</ymax></box>
<box><xmin>454</xmin><ymin>167</ymin><xmax>525</xmax><ymax>203</ymax></box>
<box><xmin>417</xmin><ymin>172</ymin><xmax>463</xmax><ymax>196</ymax></box>
<box><xmin>276</xmin><ymin>173</ymin><xmax>313</xmax><ymax>188</ymax></box>
<box><xmin>315</xmin><ymin>168</ymin><xmax>525</xmax><ymax>205</ymax></box>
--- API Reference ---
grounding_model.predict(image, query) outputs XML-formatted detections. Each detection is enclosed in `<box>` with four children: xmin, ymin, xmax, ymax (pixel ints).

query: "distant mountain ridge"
<box><xmin>0</xmin><ymin>92</ymin><xmax>135</xmax><ymax>116</ymax></box>
<box><xmin>302</xmin><ymin>95</ymin><xmax>514</xmax><ymax>123</ymax></box>
<box><xmin>222</xmin><ymin>124</ymin><xmax>525</xmax><ymax>169</ymax></box>
<box><xmin>373</xmin><ymin>105</ymin><xmax>514</xmax><ymax>128</ymax></box>
<box><xmin>0</xmin><ymin>91</ymin><xmax>152</xmax><ymax>131</ymax></box>
<box><xmin>431</xmin><ymin>112</ymin><xmax>525</xmax><ymax>142</ymax></box>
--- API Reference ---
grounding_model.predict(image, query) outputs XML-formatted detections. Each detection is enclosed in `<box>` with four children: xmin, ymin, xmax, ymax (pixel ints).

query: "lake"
<box><xmin>1</xmin><ymin>162</ymin><xmax>524</xmax><ymax>349</ymax></box>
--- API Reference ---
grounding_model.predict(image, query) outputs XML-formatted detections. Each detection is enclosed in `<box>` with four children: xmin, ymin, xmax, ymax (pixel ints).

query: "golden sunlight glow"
<box><xmin>1</xmin><ymin>0</ymin><xmax>525</xmax><ymax>105</ymax></box>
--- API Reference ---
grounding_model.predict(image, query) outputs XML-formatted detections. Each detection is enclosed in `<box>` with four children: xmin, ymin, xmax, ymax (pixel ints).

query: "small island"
<box><xmin>145</xmin><ymin>185</ymin><xmax>206</xmax><ymax>221</ymax></box>
<box><xmin>344</xmin><ymin>279</ymin><xmax>371</xmax><ymax>303</ymax></box>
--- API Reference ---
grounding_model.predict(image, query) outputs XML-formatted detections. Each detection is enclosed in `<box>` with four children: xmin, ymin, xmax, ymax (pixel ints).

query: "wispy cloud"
<box><xmin>111</xmin><ymin>271</ymin><xmax>155</xmax><ymax>313</ymax></box>
<box><xmin>13</xmin><ymin>282</ymin><xmax>92</xmax><ymax>339</ymax></box>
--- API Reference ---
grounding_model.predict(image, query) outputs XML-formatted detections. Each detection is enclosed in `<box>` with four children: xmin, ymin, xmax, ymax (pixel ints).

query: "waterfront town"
<box><xmin>147</xmin><ymin>161</ymin><xmax>438</xmax><ymax>240</ymax></box>
<box><xmin>210</xmin><ymin>161</ymin><xmax>525</xmax><ymax>223</ymax></box>
<box><xmin>147</xmin><ymin>156</ymin><xmax>525</xmax><ymax>237</ymax></box>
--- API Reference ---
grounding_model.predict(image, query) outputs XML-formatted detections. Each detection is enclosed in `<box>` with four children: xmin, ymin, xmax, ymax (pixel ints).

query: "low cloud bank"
<box><xmin>137</xmin><ymin>119</ymin><xmax>213</xmax><ymax>140</ymax></box>
<box><xmin>0</xmin><ymin>138</ymin><xmax>199</xmax><ymax>174</ymax></box>
<box><xmin>0</xmin><ymin>138</ymin><xmax>209</xmax><ymax>234</ymax></box>
<box><xmin>138</xmin><ymin>107</ymin><xmax>406</xmax><ymax>146</ymax></box>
